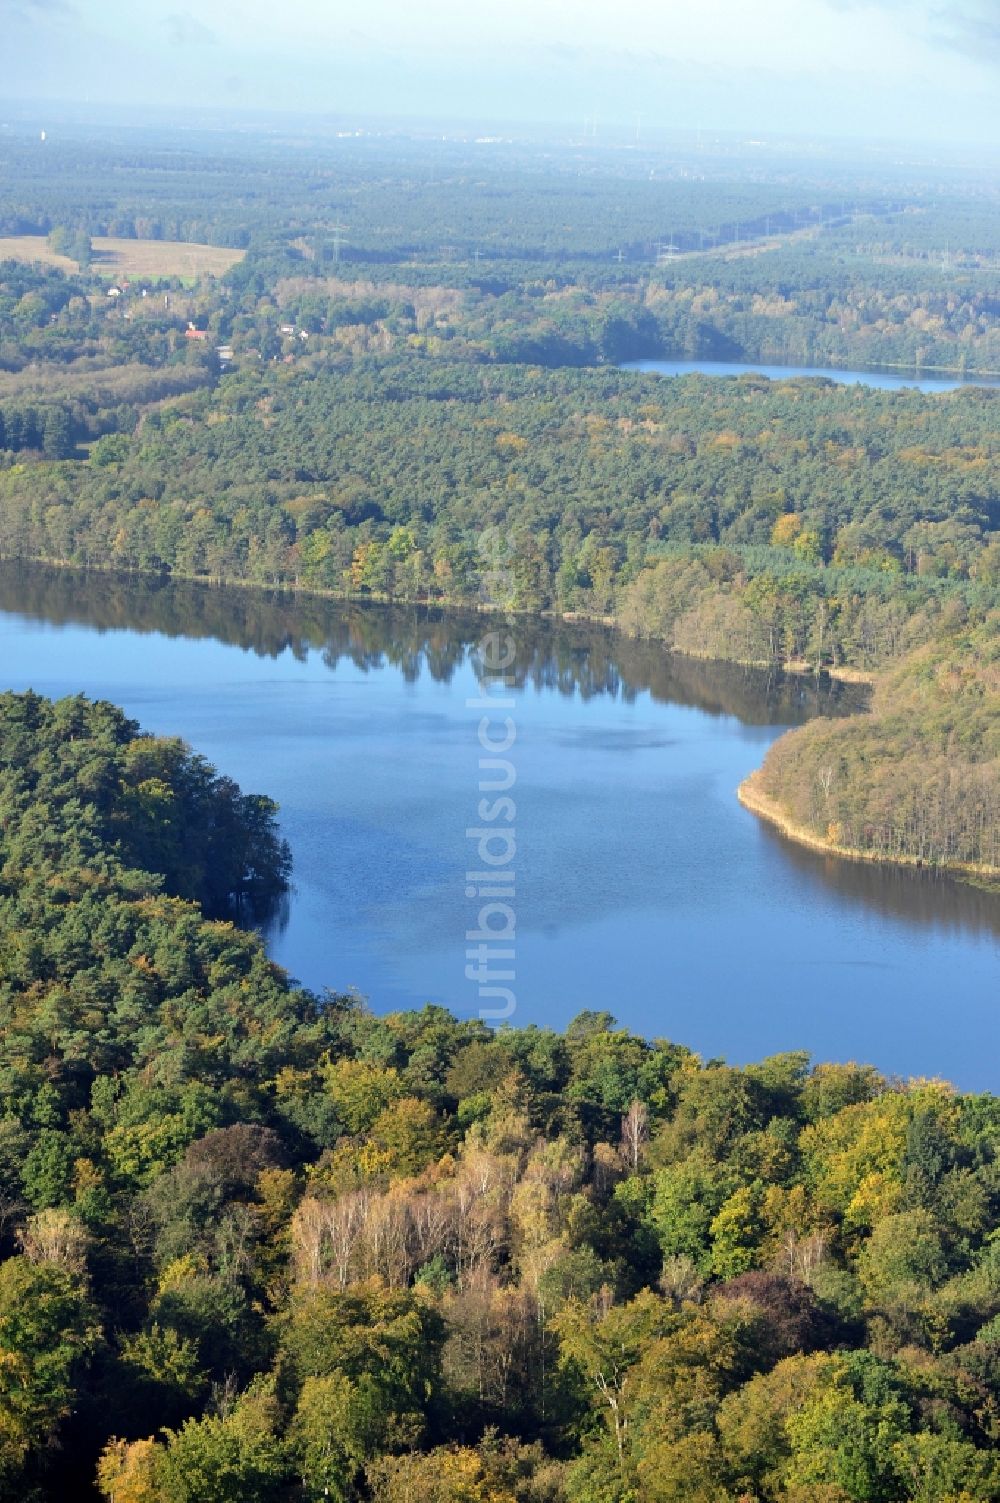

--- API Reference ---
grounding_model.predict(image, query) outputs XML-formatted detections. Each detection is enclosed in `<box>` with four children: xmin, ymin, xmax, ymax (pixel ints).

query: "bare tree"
<box><xmin>620</xmin><ymin>1099</ymin><xmax>649</xmax><ymax>1172</ymax></box>
<box><xmin>817</xmin><ymin>764</ymin><xmax>835</xmax><ymax>804</ymax></box>
<box><xmin>291</xmin><ymin>1192</ymin><xmax>371</xmax><ymax>1288</ymax></box>
<box><xmin>19</xmin><ymin>1208</ymin><xmax>89</xmax><ymax>1277</ymax></box>
<box><xmin>290</xmin><ymin>1196</ymin><xmax>328</xmax><ymax>1287</ymax></box>
<box><xmin>659</xmin><ymin>1253</ymin><xmax>703</xmax><ymax>1307</ymax></box>
<box><xmin>781</xmin><ymin>1228</ymin><xmax>829</xmax><ymax>1285</ymax></box>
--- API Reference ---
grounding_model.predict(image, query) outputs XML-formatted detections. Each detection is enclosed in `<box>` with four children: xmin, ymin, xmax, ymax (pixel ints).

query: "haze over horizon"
<box><xmin>5</xmin><ymin>0</ymin><xmax>1000</xmax><ymax>150</ymax></box>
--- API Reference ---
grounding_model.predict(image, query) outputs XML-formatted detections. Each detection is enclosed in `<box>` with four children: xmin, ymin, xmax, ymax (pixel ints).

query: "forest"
<box><xmin>3</xmin><ymin>260</ymin><xmax>998</xmax><ymax>870</ymax></box>
<box><xmin>0</xmin><ymin>132</ymin><xmax>992</xmax><ymax>877</ymax></box>
<box><xmin>0</xmin><ymin>135</ymin><xmax>996</xmax><ymax>855</ymax></box>
<box><xmin>0</xmin><ymin>122</ymin><xmax>997</xmax><ymax>1500</ymax></box>
<box><xmin>2</xmin><ymin>358</ymin><xmax>998</xmax><ymax>644</ymax></box>
<box><xmin>0</xmin><ymin>690</ymin><xmax>997</xmax><ymax>1502</ymax></box>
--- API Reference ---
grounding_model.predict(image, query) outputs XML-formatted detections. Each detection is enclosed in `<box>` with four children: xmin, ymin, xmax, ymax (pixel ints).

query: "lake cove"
<box><xmin>1</xmin><ymin>563</ymin><xmax>996</xmax><ymax>1088</ymax></box>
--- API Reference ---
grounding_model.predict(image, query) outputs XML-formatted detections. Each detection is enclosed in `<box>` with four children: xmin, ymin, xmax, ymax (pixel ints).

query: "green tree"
<box><xmin>0</xmin><ymin>1258</ymin><xmax>99</xmax><ymax>1487</ymax></box>
<box><xmin>41</xmin><ymin>407</ymin><xmax>73</xmax><ymax>460</ymax></box>
<box><xmin>288</xmin><ymin>1373</ymin><xmax>368</xmax><ymax>1502</ymax></box>
<box><xmin>150</xmin><ymin>1383</ymin><xmax>287</xmax><ymax>1503</ymax></box>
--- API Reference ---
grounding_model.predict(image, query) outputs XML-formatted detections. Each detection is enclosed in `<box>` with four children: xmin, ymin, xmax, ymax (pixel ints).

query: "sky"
<box><xmin>5</xmin><ymin>0</ymin><xmax>1000</xmax><ymax>146</ymax></box>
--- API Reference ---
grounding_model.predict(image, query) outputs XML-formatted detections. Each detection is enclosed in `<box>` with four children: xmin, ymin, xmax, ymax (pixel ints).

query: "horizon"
<box><xmin>6</xmin><ymin>0</ymin><xmax>1000</xmax><ymax>151</ymax></box>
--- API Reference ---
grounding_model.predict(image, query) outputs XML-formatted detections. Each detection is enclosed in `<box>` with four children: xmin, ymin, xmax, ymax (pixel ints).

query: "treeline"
<box><xmin>0</xmin><ymin>690</ymin><xmax>999</xmax><ymax>1501</ymax></box>
<box><xmin>0</xmin><ymin>402</ymin><xmax>74</xmax><ymax>457</ymax></box>
<box><xmin>0</xmin><ymin>560</ymin><xmax>864</xmax><ymax>730</ymax></box>
<box><xmin>643</xmin><ymin>250</ymin><xmax>1000</xmax><ymax>373</ymax></box>
<box><xmin>46</xmin><ymin>225</ymin><xmax>92</xmax><ymax>269</ymax></box>
<box><xmin>6</xmin><ymin>127</ymin><xmax>998</xmax><ymax>267</ymax></box>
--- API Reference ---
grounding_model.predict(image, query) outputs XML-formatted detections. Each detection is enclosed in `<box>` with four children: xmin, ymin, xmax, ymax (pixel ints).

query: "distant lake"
<box><xmin>1</xmin><ymin>564</ymin><xmax>997</xmax><ymax>1088</ymax></box>
<box><xmin>621</xmin><ymin>358</ymin><xmax>1000</xmax><ymax>393</ymax></box>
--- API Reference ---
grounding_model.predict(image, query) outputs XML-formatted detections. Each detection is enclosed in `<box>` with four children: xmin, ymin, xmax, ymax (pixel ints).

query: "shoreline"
<box><xmin>0</xmin><ymin>553</ymin><xmax>876</xmax><ymax>684</ymax></box>
<box><xmin>8</xmin><ymin>551</ymin><xmax>987</xmax><ymax>886</ymax></box>
<box><xmin>738</xmin><ymin>770</ymin><xmax>1000</xmax><ymax>884</ymax></box>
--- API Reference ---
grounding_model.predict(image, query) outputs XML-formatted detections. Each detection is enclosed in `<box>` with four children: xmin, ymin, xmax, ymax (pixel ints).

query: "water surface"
<box><xmin>0</xmin><ymin>565</ymin><xmax>996</xmax><ymax>1088</ymax></box>
<box><xmin>621</xmin><ymin>358</ymin><xmax>1000</xmax><ymax>392</ymax></box>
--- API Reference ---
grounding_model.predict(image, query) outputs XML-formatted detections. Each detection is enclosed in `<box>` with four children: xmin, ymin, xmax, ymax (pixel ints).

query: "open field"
<box><xmin>0</xmin><ymin>235</ymin><xmax>245</xmax><ymax>279</ymax></box>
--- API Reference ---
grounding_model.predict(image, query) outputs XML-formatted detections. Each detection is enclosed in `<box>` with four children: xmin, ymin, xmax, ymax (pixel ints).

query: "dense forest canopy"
<box><xmin>2</xmin><ymin>361</ymin><xmax>998</xmax><ymax>649</ymax></box>
<box><xmin>0</xmin><ymin>127</ymin><xmax>931</xmax><ymax>257</ymax></box>
<box><xmin>0</xmin><ymin>691</ymin><xmax>997</xmax><ymax>1502</ymax></box>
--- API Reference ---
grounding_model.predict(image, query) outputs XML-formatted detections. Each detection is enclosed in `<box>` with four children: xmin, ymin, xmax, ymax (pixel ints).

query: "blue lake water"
<box><xmin>0</xmin><ymin>567</ymin><xmax>996</xmax><ymax>1088</ymax></box>
<box><xmin>621</xmin><ymin>358</ymin><xmax>1000</xmax><ymax>393</ymax></box>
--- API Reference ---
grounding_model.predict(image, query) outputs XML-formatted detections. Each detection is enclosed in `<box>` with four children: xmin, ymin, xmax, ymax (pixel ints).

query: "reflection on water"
<box><xmin>0</xmin><ymin>561</ymin><xmax>996</xmax><ymax>1087</ymax></box>
<box><xmin>755</xmin><ymin>821</ymin><xmax>1000</xmax><ymax>940</ymax></box>
<box><xmin>0</xmin><ymin>562</ymin><xmax>864</xmax><ymax>725</ymax></box>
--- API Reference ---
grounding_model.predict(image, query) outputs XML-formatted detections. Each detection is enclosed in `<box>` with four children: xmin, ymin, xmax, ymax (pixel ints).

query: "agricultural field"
<box><xmin>0</xmin><ymin>234</ymin><xmax>244</xmax><ymax>279</ymax></box>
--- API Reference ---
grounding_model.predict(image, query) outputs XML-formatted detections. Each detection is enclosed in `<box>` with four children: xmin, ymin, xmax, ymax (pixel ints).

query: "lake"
<box><xmin>1</xmin><ymin>564</ymin><xmax>997</xmax><ymax>1088</ymax></box>
<box><xmin>621</xmin><ymin>358</ymin><xmax>1000</xmax><ymax>393</ymax></box>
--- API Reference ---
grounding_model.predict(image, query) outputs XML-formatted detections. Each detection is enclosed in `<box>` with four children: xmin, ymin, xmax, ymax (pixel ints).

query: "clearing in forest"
<box><xmin>0</xmin><ymin>235</ymin><xmax>245</xmax><ymax>279</ymax></box>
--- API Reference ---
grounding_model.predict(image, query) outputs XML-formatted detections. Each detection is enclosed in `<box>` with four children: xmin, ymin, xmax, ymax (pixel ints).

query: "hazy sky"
<box><xmin>6</xmin><ymin>0</ymin><xmax>1000</xmax><ymax>144</ymax></box>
